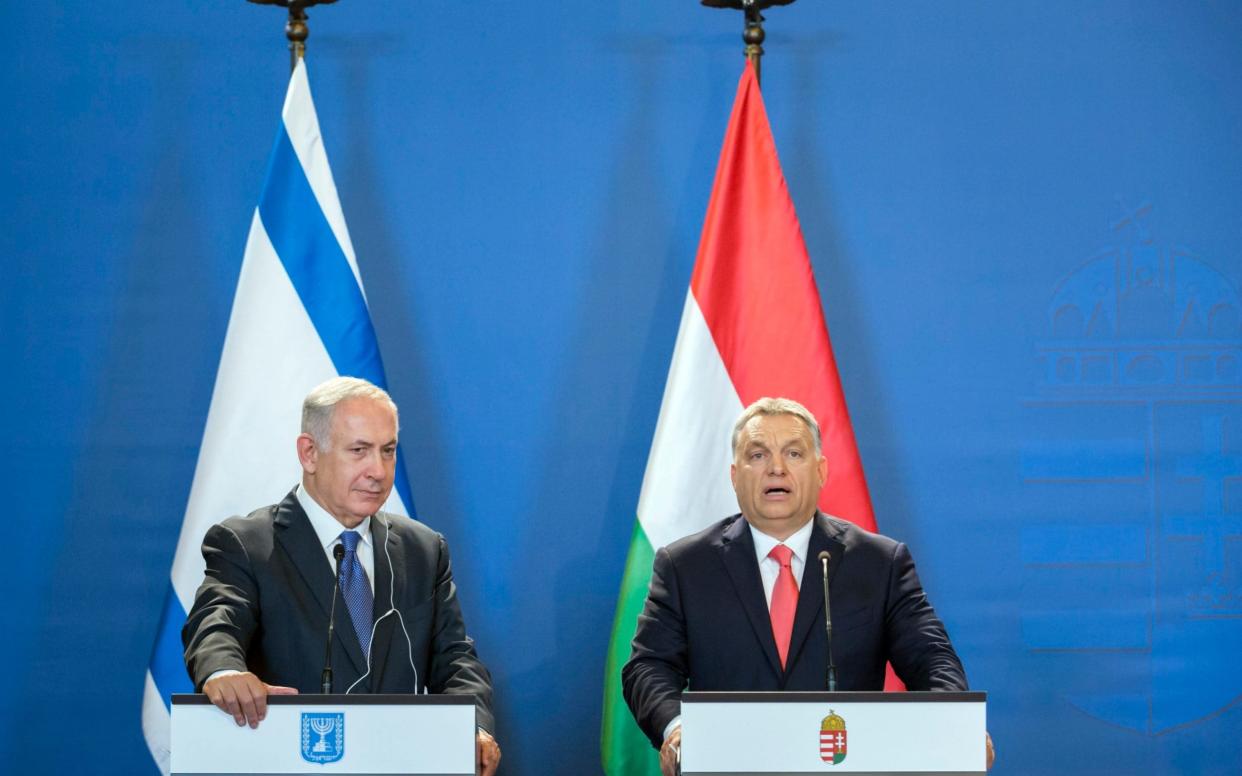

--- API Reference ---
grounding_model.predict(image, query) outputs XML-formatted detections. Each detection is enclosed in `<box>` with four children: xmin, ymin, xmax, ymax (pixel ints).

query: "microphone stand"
<box><xmin>321</xmin><ymin>543</ymin><xmax>346</xmax><ymax>693</ymax></box>
<box><xmin>818</xmin><ymin>550</ymin><xmax>837</xmax><ymax>691</ymax></box>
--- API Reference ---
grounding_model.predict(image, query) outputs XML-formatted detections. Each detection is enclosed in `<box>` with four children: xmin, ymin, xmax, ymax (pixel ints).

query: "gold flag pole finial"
<box><xmin>701</xmin><ymin>0</ymin><xmax>797</xmax><ymax>87</ymax></box>
<box><xmin>248</xmin><ymin>0</ymin><xmax>340</xmax><ymax>73</ymax></box>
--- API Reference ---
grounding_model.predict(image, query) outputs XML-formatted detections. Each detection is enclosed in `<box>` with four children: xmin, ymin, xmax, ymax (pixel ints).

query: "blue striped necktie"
<box><xmin>338</xmin><ymin>530</ymin><xmax>374</xmax><ymax>656</ymax></box>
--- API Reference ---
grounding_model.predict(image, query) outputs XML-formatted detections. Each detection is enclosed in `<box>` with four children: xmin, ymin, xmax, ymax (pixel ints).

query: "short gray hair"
<box><xmin>301</xmin><ymin>377</ymin><xmax>399</xmax><ymax>450</ymax></box>
<box><xmin>731</xmin><ymin>397</ymin><xmax>822</xmax><ymax>458</ymax></box>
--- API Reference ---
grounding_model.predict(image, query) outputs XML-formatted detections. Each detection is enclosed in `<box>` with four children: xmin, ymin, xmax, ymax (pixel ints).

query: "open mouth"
<box><xmin>763</xmin><ymin>487</ymin><xmax>791</xmax><ymax>496</ymax></box>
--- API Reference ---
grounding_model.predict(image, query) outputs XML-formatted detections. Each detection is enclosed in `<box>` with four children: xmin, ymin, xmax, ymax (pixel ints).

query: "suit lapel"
<box><xmin>785</xmin><ymin>513</ymin><xmax>846</xmax><ymax>683</ymax></box>
<box><xmin>273</xmin><ymin>490</ymin><xmax>367</xmax><ymax>677</ymax></box>
<box><xmin>717</xmin><ymin>516</ymin><xmax>784</xmax><ymax>677</ymax></box>
<box><xmin>366</xmin><ymin>514</ymin><xmax>400</xmax><ymax>692</ymax></box>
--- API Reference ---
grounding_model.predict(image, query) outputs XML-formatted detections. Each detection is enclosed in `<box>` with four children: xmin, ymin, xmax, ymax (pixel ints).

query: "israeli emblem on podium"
<box><xmin>301</xmin><ymin>712</ymin><xmax>345</xmax><ymax>764</ymax></box>
<box><xmin>819</xmin><ymin>710</ymin><xmax>847</xmax><ymax>765</ymax></box>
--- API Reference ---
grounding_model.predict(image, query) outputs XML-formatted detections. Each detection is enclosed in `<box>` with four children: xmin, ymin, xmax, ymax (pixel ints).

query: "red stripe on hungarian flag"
<box><xmin>693</xmin><ymin>61</ymin><xmax>877</xmax><ymax>533</ymax></box>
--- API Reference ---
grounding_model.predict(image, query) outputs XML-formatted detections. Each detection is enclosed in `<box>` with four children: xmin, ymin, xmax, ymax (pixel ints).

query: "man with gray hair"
<box><xmin>623</xmin><ymin>397</ymin><xmax>977</xmax><ymax>776</ymax></box>
<box><xmin>182</xmin><ymin>376</ymin><xmax>500</xmax><ymax>775</ymax></box>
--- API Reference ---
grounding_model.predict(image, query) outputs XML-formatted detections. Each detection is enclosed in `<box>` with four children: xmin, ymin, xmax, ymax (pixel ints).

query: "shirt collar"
<box><xmin>297</xmin><ymin>483</ymin><xmax>372</xmax><ymax>551</ymax></box>
<box><xmin>749</xmin><ymin>514</ymin><xmax>815</xmax><ymax>565</ymax></box>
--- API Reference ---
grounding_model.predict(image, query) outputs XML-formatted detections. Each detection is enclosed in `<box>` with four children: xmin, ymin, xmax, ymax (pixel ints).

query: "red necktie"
<box><xmin>768</xmin><ymin>544</ymin><xmax>798</xmax><ymax>668</ymax></box>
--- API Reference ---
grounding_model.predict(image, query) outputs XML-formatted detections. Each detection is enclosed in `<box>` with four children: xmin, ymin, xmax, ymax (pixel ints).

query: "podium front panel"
<box><xmin>681</xmin><ymin>691</ymin><xmax>986</xmax><ymax>775</ymax></box>
<box><xmin>171</xmin><ymin>694</ymin><xmax>476</xmax><ymax>775</ymax></box>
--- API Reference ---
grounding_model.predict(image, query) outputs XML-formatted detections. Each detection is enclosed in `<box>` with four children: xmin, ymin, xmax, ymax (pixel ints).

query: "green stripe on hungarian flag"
<box><xmin>601</xmin><ymin>62</ymin><xmax>885</xmax><ymax>776</ymax></box>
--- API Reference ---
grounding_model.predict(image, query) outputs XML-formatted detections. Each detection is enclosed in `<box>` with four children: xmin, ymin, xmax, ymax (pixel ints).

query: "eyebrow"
<box><xmin>744</xmin><ymin>438</ymin><xmax>806</xmax><ymax>451</ymax></box>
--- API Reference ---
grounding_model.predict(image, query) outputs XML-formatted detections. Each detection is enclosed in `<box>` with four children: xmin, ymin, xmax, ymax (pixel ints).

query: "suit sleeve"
<box><xmin>621</xmin><ymin>546</ymin><xmax>689</xmax><ymax>749</ymax></box>
<box><xmin>181</xmin><ymin>523</ymin><xmax>259</xmax><ymax>690</ymax></box>
<box><xmin>424</xmin><ymin>534</ymin><xmax>497</xmax><ymax>733</ymax></box>
<box><xmin>883</xmin><ymin>542</ymin><xmax>969</xmax><ymax>691</ymax></box>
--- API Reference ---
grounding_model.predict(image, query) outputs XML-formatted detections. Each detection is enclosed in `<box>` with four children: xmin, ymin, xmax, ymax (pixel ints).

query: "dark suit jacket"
<box><xmin>182</xmin><ymin>489</ymin><xmax>495</xmax><ymax>732</ymax></box>
<box><xmin>622</xmin><ymin>512</ymin><xmax>967</xmax><ymax>748</ymax></box>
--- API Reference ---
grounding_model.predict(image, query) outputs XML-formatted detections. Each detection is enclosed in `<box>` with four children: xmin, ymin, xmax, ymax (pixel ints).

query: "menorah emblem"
<box><xmin>310</xmin><ymin>716</ymin><xmax>335</xmax><ymax>752</ymax></box>
<box><xmin>300</xmin><ymin>712</ymin><xmax>345</xmax><ymax>764</ymax></box>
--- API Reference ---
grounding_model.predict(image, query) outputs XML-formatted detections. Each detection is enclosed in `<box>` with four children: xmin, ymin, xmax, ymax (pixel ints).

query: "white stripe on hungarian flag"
<box><xmin>601</xmin><ymin>61</ymin><xmax>888</xmax><ymax>776</ymax></box>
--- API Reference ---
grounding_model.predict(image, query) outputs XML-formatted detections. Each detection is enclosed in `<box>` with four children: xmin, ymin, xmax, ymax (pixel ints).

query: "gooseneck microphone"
<box><xmin>818</xmin><ymin>550</ymin><xmax>838</xmax><ymax>692</ymax></box>
<box><xmin>321</xmin><ymin>543</ymin><xmax>346</xmax><ymax>694</ymax></box>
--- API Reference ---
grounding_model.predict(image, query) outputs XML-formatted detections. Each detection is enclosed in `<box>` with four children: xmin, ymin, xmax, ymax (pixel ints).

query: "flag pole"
<box><xmin>248</xmin><ymin>0</ymin><xmax>340</xmax><ymax>72</ymax></box>
<box><xmin>701</xmin><ymin>0</ymin><xmax>797</xmax><ymax>87</ymax></box>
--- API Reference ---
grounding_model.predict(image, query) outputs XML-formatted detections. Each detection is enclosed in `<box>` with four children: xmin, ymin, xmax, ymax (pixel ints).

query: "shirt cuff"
<box><xmin>663</xmin><ymin>715</ymin><xmax>682</xmax><ymax>742</ymax></box>
<box><xmin>204</xmin><ymin>669</ymin><xmax>243</xmax><ymax>685</ymax></box>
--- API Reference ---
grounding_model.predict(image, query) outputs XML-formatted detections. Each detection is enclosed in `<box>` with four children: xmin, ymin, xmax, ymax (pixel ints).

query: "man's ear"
<box><xmin>296</xmin><ymin>433</ymin><xmax>318</xmax><ymax>474</ymax></box>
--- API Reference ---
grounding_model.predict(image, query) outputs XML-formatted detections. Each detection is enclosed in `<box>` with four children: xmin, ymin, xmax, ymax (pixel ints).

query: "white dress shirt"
<box><xmin>297</xmin><ymin>484</ymin><xmax>375</xmax><ymax>594</ymax></box>
<box><xmin>748</xmin><ymin>517</ymin><xmax>814</xmax><ymax>607</ymax></box>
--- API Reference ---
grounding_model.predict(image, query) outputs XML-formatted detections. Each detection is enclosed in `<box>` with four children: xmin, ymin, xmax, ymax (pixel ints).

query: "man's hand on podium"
<box><xmin>659</xmin><ymin>725</ymin><xmax>681</xmax><ymax>776</ymax></box>
<box><xmin>476</xmin><ymin>729</ymin><xmax>501</xmax><ymax>776</ymax></box>
<box><xmin>203</xmin><ymin>671</ymin><xmax>298</xmax><ymax>729</ymax></box>
<box><xmin>986</xmin><ymin>731</ymin><xmax>995</xmax><ymax>770</ymax></box>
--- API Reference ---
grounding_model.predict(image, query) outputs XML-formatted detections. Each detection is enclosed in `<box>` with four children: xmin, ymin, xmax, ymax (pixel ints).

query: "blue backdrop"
<box><xmin>2</xmin><ymin>2</ymin><xmax>1240</xmax><ymax>773</ymax></box>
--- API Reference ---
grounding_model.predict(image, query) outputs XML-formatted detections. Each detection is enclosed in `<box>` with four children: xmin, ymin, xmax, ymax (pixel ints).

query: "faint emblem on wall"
<box><xmin>1021</xmin><ymin>204</ymin><xmax>1241</xmax><ymax>734</ymax></box>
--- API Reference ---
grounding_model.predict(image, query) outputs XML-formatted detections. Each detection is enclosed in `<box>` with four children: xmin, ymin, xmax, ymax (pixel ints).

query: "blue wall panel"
<box><xmin>2</xmin><ymin>2</ymin><xmax>1240</xmax><ymax>773</ymax></box>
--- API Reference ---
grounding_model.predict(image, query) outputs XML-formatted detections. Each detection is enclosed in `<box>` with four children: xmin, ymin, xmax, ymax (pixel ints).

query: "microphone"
<box><xmin>321</xmin><ymin>543</ymin><xmax>346</xmax><ymax>694</ymax></box>
<box><xmin>818</xmin><ymin>550</ymin><xmax>837</xmax><ymax>692</ymax></box>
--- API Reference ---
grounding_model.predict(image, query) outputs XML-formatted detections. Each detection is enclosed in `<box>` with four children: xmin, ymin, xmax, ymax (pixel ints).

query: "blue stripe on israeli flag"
<box><xmin>259</xmin><ymin>129</ymin><xmax>387</xmax><ymax>387</ymax></box>
<box><xmin>141</xmin><ymin>60</ymin><xmax>412</xmax><ymax>775</ymax></box>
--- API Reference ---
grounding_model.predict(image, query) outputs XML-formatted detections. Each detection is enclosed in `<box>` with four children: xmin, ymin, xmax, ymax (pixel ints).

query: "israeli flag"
<box><xmin>141</xmin><ymin>60</ymin><xmax>413</xmax><ymax>774</ymax></box>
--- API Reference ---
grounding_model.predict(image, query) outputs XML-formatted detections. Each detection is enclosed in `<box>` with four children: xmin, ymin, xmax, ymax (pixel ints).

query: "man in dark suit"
<box><xmin>623</xmin><ymin>397</ymin><xmax>988</xmax><ymax>775</ymax></box>
<box><xmin>182</xmin><ymin>377</ymin><xmax>500</xmax><ymax>776</ymax></box>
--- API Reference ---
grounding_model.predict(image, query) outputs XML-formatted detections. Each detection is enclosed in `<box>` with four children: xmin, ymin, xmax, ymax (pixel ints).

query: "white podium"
<box><xmin>680</xmin><ymin>691</ymin><xmax>987</xmax><ymax>776</ymax></box>
<box><xmin>170</xmin><ymin>694</ymin><xmax>476</xmax><ymax>775</ymax></box>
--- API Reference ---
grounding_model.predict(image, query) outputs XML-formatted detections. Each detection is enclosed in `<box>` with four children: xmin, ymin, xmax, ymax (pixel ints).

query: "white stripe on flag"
<box><xmin>142</xmin><ymin>673</ymin><xmax>171</xmax><ymax>773</ymax></box>
<box><xmin>169</xmin><ymin>211</ymin><xmax>334</xmax><ymax>602</ymax></box>
<box><xmin>636</xmin><ymin>291</ymin><xmax>743</xmax><ymax>552</ymax></box>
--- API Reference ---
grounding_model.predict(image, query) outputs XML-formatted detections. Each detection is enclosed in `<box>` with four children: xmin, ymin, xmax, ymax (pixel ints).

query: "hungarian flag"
<box><xmin>600</xmin><ymin>61</ymin><xmax>889</xmax><ymax>776</ymax></box>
